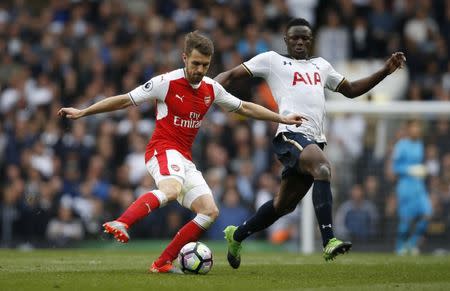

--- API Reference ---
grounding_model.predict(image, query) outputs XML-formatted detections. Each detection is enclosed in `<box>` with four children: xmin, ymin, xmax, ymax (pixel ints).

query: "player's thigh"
<box><xmin>274</xmin><ymin>173</ymin><xmax>314</xmax><ymax>214</ymax></box>
<box><xmin>396</xmin><ymin>194</ymin><xmax>415</xmax><ymax>221</ymax></box>
<box><xmin>146</xmin><ymin>149</ymin><xmax>186</xmax><ymax>200</ymax></box>
<box><xmin>157</xmin><ymin>178</ymin><xmax>182</xmax><ymax>201</ymax></box>
<box><xmin>178</xmin><ymin>162</ymin><xmax>215</xmax><ymax>212</ymax></box>
<box><xmin>298</xmin><ymin>144</ymin><xmax>330</xmax><ymax>176</ymax></box>
<box><xmin>417</xmin><ymin>193</ymin><xmax>432</xmax><ymax>218</ymax></box>
<box><xmin>396</xmin><ymin>185</ymin><xmax>415</xmax><ymax>212</ymax></box>
<box><xmin>272</xmin><ymin>132</ymin><xmax>327</xmax><ymax>177</ymax></box>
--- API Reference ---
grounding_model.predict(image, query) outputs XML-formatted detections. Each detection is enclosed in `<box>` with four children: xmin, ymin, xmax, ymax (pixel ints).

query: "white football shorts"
<box><xmin>146</xmin><ymin>149</ymin><xmax>212</xmax><ymax>208</ymax></box>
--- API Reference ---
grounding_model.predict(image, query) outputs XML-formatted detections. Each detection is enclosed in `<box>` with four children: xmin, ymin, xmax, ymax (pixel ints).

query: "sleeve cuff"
<box><xmin>128</xmin><ymin>93</ymin><xmax>137</xmax><ymax>106</ymax></box>
<box><xmin>241</xmin><ymin>63</ymin><xmax>253</xmax><ymax>76</ymax></box>
<box><xmin>334</xmin><ymin>77</ymin><xmax>346</xmax><ymax>92</ymax></box>
<box><xmin>229</xmin><ymin>100</ymin><xmax>243</xmax><ymax>112</ymax></box>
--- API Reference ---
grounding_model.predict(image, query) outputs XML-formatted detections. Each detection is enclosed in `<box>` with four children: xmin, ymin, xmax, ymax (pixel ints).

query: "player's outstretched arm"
<box><xmin>235</xmin><ymin>101</ymin><xmax>307</xmax><ymax>125</ymax></box>
<box><xmin>338</xmin><ymin>52</ymin><xmax>406</xmax><ymax>98</ymax></box>
<box><xmin>214</xmin><ymin>65</ymin><xmax>251</xmax><ymax>88</ymax></box>
<box><xmin>58</xmin><ymin>94</ymin><xmax>133</xmax><ymax>119</ymax></box>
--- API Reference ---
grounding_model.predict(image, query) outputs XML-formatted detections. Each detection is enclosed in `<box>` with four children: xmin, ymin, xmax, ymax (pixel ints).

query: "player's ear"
<box><xmin>182</xmin><ymin>53</ymin><xmax>187</xmax><ymax>65</ymax></box>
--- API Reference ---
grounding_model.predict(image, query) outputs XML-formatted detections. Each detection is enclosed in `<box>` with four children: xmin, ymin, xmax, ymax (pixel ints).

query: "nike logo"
<box><xmin>321</xmin><ymin>224</ymin><xmax>332</xmax><ymax>229</ymax></box>
<box><xmin>145</xmin><ymin>203</ymin><xmax>151</xmax><ymax>213</ymax></box>
<box><xmin>175</xmin><ymin>94</ymin><xmax>184</xmax><ymax>102</ymax></box>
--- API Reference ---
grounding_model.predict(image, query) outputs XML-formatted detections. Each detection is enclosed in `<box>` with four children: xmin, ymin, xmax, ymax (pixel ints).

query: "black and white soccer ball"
<box><xmin>177</xmin><ymin>242</ymin><xmax>213</xmax><ymax>274</ymax></box>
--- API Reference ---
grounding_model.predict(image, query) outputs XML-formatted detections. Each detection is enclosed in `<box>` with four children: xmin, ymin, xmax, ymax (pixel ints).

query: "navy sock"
<box><xmin>233</xmin><ymin>200</ymin><xmax>281</xmax><ymax>242</ymax></box>
<box><xmin>312</xmin><ymin>180</ymin><xmax>335</xmax><ymax>246</ymax></box>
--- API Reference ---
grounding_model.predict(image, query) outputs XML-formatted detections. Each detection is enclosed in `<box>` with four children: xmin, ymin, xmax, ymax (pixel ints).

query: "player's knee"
<box><xmin>314</xmin><ymin>163</ymin><xmax>331</xmax><ymax>181</ymax></box>
<box><xmin>201</xmin><ymin>206</ymin><xmax>219</xmax><ymax>221</ymax></box>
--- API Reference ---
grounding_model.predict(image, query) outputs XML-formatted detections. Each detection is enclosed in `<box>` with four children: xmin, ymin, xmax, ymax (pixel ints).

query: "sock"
<box><xmin>312</xmin><ymin>180</ymin><xmax>334</xmax><ymax>246</ymax></box>
<box><xmin>408</xmin><ymin>218</ymin><xmax>428</xmax><ymax>248</ymax></box>
<box><xmin>155</xmin><ymin>214</ymin><xmax>213</xmax><ymax>267</ymax></box>
<box><xmin>233</xmin><ymin>200</ymin><xmax>282</xmax><ymax>242</ymax></box>
<box><xmin>117</xmin><ymin>190</ymin><xmax>168</xmax><ymax>227</ymax></box>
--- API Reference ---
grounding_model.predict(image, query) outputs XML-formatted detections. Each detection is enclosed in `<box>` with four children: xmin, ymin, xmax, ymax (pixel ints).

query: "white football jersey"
<box><xmin>243</xmin><ymin>51</ymin><xmax>345</xmax><ymax>142</ymax></box>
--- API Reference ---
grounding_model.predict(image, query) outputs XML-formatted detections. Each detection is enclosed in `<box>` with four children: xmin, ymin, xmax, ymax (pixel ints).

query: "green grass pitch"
<box><xmin>1</xmin><ymin>248</ymin><xmax>449</xmax><ymax>291</ymax></box>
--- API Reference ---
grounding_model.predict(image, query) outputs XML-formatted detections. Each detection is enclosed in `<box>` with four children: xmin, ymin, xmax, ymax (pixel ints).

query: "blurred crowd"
<box><xmin>0</xmin><ymin>0</ymin><xmax>449</xmax><ymax>250</ymax></box>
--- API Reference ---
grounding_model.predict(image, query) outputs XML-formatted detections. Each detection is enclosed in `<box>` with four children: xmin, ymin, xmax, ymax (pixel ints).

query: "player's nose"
<box><xmin>197</xmin><ymin>67</ymin><xmax>207</xmax><ymax>75</ymax></box>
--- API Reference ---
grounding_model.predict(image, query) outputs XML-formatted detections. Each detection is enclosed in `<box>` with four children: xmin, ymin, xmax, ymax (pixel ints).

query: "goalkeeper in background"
<box><xmin>392</xmin><ymin>120</ymin><xmax>432</xmax><ymax>255</ymax></box>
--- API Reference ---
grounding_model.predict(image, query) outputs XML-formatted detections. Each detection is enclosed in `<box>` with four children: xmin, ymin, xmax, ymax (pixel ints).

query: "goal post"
<box><xmin>300</xmin><ymin>100</ymin><xmax>450</xmax><ymax>254</ymax></box>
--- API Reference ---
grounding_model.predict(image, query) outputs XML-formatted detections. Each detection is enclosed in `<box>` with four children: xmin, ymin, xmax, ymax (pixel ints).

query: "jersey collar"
<box><xmin>281</xmin><ymin>53</ymin><xmax>314</xmax><ymax>61</ymax></box>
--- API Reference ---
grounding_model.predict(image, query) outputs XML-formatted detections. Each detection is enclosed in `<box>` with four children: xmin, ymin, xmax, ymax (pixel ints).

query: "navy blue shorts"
<box><xmin>272</xmin><ymin>132</ymin><xmax>325</xmax><ymax>178</ymax></box>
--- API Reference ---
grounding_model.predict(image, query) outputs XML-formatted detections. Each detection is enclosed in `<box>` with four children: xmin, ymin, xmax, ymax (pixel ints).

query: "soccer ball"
<box><xmin>177</xmin><ymin>242</ymin><xmax>213</xmax><ymax>274</ymax></box>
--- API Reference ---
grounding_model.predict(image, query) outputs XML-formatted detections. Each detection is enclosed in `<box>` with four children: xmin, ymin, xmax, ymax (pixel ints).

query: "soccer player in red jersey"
<box><xmin>58</xmin><ymin>31</ymin><xmax>306</xmax><ymax>274</ymax></box>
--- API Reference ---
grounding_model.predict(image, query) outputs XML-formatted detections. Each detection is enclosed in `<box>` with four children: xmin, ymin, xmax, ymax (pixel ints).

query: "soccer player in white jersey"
<box><xmin>58</xmin><ymin>31</ymin><xmax>305</xmax><ymax>274</ymax></box>
<box><xmin>215</xmin><ymin>18</ymin><xmax>406</xmax><ymax>266</ymax></box>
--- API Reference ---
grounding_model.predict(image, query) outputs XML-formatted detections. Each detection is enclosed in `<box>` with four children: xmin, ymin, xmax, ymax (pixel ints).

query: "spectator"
<box><xmin>236</xmin><ymin>24</ymin><xmax>269</xmax><ymax>60</ymax></box>
<box><xmin>208</xmin><ymin>187</ymin><xmax>251</xmax><ymax>240</ymax></box>
<box><xmin>335</xmin><ymin>184</ymin><xmax>379</xmax><ymax>241</ymax></box>
<box><xmin>368</xmin><ymin>0</ymin><xmax>395</xmax><ymax>57</ymax></box>
<box><xmin>46</xmin><ymin>203</ymin><xmax>84</xmax><ymax>247</ymax></box>
<box><xmin>315</xmin><ymin>10</ymin><xmax>350</xmax><ymax>65</ymax></box>
<box><xmin>350</xmin><ymin>15</ymin><xmax>370</xmax><ymax>58</ymax></box>
<box><xmin>124</xmin><ymin>133</ymin><xmax>148</xmax><ymax>186</ymax></box>
<box><xmin>404</xmin><ymin>7</ymin><xmax>439</xmax><ymax>54</ymax></box>
<box><xmin>425</xmin><ymin>143</ymin><xmax>440</xmax><ymax>177</ymax></box>
<box><xmin>0</xmin><ymin>180</ymin><xmax>27</xmax><ymax>247</ymax></box>
<box><xmin>172</xmin><ymin>1</ymin><xmax>197</xmax><ymax>32</ymax></box>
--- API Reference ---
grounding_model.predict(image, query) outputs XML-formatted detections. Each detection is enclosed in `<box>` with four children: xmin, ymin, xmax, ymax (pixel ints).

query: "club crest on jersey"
<box><xmin>204</xmin><ymin>95</ymin><xmax>211</xmax><ymax>106</ymax></box>
<box><xmin>143</xmin><ymin>81</ymin><xmax>153</xmax><ymax>92</ymax></box>
<box><xmin>171</xmin><ymin>164</ymin><xmax>180</xmax><ymax>172</ymax></box>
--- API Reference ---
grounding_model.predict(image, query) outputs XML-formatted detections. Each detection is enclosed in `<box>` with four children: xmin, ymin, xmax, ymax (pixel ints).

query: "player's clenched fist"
<box><xmin>384</xmin><ymin>52</ymin><xmax>406</xmax><ymax>75</ymax></box>
<box><xmin>58</xmin><ymin>107</ymin><xmax>83</xmax><ymax>119</ymax></box>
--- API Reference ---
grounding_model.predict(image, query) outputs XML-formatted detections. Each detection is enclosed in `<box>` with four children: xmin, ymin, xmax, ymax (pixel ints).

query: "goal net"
<box><xmin>301</xmin><ymin>100</ymin><xmax>450</xmax><ymax>254</ymax></box>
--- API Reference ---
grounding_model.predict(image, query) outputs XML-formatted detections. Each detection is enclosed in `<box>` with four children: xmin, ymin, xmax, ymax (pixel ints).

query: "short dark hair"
<box><xmin>285</xmin><ymin>18</ymin><xmax>312</xmax><ymax>33</ymax></box>
<box><xmin>184</xmin><ymin>31</ymin><xmax>214</xmax><ymax>56</ymax></box>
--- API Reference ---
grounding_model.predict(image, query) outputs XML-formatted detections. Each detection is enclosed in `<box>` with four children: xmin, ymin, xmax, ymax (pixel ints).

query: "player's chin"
<box><xmin>192</xmin><ymin>74</ymin><xmax>204</xmax><ymax>82</ymax></box>
<box><xmin>292</xmin><ymin>49</ymin><xmax>306</xmax><ymax>59</ymax></box>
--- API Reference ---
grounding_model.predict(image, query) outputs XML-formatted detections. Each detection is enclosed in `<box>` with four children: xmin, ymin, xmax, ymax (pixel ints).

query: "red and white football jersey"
<box><xmin>128</xmin><ymin>69</ymin><xmax>242</xmax><ymax>162</ymax></box>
